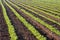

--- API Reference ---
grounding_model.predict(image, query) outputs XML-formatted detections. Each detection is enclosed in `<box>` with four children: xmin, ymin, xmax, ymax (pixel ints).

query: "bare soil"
<box><xmin>9</xmin><ymin>2</ymin><xmax>60</xmax><ymax>40</ymax></box>
<box><xmin>19</xmin><ymin>4</ymin><xmax>60</xmax><ymax>23</ymax></box>
<box><xmin>3</xmin><ymin>2</ymin><xmax>37</xmax><ymax>40</ymax></box>
<box><xmin>18</xmin><ymin>5</ymin><xmax>60</xmax><ymax>30</ymax></box>
<box><xmin>0</xmin><ymin>5</ymin><xmax>10</xmax><ymax>40</ymax></box>
<box><xmin>7</xmin><ymin>1</ymin><xmax>60</xmax><ymax>31</ymax></box>
<box><xmin>3</xmin><ymin>0</ymin><xmax>60</xmax><ymax>40</ymax></box>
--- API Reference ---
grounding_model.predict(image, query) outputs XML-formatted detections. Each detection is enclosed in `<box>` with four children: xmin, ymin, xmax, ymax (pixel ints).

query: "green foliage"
<box><xmin>7</xmin><ymin>0</ymin><xmax>60</xmax><ymax>36</ymax></box>
<box><xmin>21</xmin><ymin>9</ymin><xmax>60</xmax><ymax>36</ymax></box>
<box><xmin>1</xmin><ymin>0</ymin><xmax>18</xmax><ymax>40</ymax></box>
<box><xmin>10</xmin><ymin>0</ymin><xmax>60</xmax><ymax>11</ymax></box>
<box><xmin>19</xmin><ymin>4</ymin><xmax>60</xmax><ymax>26</ymax></box>
<box><xmin>5</xmin><ymin>0</ymin><xmax>46</xmax><ymax>40</ymax></box>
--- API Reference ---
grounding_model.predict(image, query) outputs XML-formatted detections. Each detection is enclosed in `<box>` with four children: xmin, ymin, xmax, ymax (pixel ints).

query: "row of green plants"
<box><xmin>4</xmin><ymin>0</ymin><xmax>46</xmax><ymax>40</ymax></box>
<box><xmin>32</xmin><ymin>4</ymin><xmax>60</xmax><ymax>13</ymax></box>
<box><xmin>19</xmin><ymin>2</ymin><xmax>60</xmax><ymax>16</ymax></box>
<box><xmin>0</xmin><ymin>0</ymin><xmax>18</xmax><ymax>40</ymax></box>
<box><xmin>34</xmin><ymin>6</ymin><xmax>60</xmax><ymax>15</ymax></box>
<box><xmin>6</xmin><ymin>0</ymin><xmax>60</xmax><ymax>36</ymax></box>
<box><xmin>11</xmin><ymin>0</ymin><xmax>60</xmax><ymax>19</ymax></box>
<box><xmin>21</xmin><ymin>2</ymin><xmax>60</xmax><ymax>14</ymax></box>
<box><xmin>10</xmin><ymin>0</ymin><xmax>60</xmax><ymax>12</ymax></box>
<box><xmin>21</xmin><ymin>9</ymin><xmax>60</xmax><ymax>36</ymax></box>
<box><xmin>9</xmin><ymin>0</ymin><xmax>60</xmax><ymax>17</ymax></box>
<box><xmin>17</xmin><ymin>3</ymin><xmax>60</xmax><ymax>25</ymax></box>
<box><xmin>11</xmin><ymin>1</ymin><xmax>60</xmax><ymax>16</ymax></box>
<box><xmin>7</xmin><ymin>0</ymin><xmax>60</xmax><ymax>26</ymax></box>
<box><xmin>10</xmin><ymin>0</ymin><xmax>60</xmax><ymax>7</ymax></box>
<box><xmin>19</xmin><ymin>3</ymin><xmax>60</xmax><ymax>18</ymax></box>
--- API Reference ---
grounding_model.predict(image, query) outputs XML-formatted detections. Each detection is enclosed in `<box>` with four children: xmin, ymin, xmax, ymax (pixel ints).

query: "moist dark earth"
<box><xmin>0</xmin><ymin>5</ymin><xmax>10</xmax><ymax>40</ymax></box>
<box><xmin>0</xmin><ymin>0</ymin><xmax>60</xmax><ymax>40</ymax></box>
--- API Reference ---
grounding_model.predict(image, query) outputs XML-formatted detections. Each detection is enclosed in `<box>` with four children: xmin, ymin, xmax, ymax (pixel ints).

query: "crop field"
<box><xmin>0</xmin><ymin>0</ymin><xmax>60</xmax><ymax>40</ymax></box>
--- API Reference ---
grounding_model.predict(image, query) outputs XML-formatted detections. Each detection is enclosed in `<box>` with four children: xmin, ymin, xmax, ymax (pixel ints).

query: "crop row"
<box><xmin>10</xmin><ymin>1</ymin><xmax>60</xmax><ymax>19</ymax></box>
<box><xmin>6</xmin><ymin>0</ymin><xmax>60</xmax><ymax>29</ymax></box>
<box><xmin>19</xmin><ymin>3</ymin><xmax>60</xmax><ymax>16</ymax></box>
<box><xmin>0</xmin><ymin>0</ymin><xmax>18</xmax><ymax>40</ymax></box>
<box><xmin>10</xmin><ymin>0</ymin><xmax>60</xmax><ymax>12</ymax></box>
<box><xmin>2</xmin><ymin>0</ymin><xmax>47</xmax><ymax>40</ymax></box>
<box><xmin>6</xmin><ymin>0</ymin><xmax>60</xmax><ymax>36</ymax></box>
<box><xmin>1</xmin><ymin>0</ymin><xmax>60</xmax><ymax>40</ymax></box>
<box><xmin>19</xmin><ymin>3</ymin><xmax>60</xmax><ymax>19</ymax></box>
<box><xmin>9</xmin><ymin>2</ymin><xmax>60</xmax><ymax>26</ymax></box>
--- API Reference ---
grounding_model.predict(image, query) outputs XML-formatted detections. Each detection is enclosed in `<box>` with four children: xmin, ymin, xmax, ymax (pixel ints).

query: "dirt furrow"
<box><xmin>17</xmin><ymin>3</ymin><xmax>60</xmax><ymax>23</ymax></box>
<box><xmin>8</xmin><ymin>0</ymin><xmax>60</xmax><ymax>23</ymax></box>
<box><xmin>8</xmin><ymin>2</ymin><xmax>60</xmax><ymax>40</ymax></box>
<box><xmin>0</xmin><ymin>5</ymin><xmax>10</xmax><ymax>40</ymax></box>
<box><xmin>18</xmin><ymin>6</ymin><xmax>60</xmax><ymax>30</ymax></box>
<box><xmin>3</xmin><ymin>1</ymin><xmax>37</xmax><ymax>40</ymax></box>
<box><xmin>19</xmin><ymin>4</ymin><xmax>60</xmax><ymax>17</ymax></box>
<box><xmin>26</xmin><ymin>6</ymin><xmax>60</xmax><ymax>23</ymax></box>
<box><xmin>6</xmin><ymin>1</ymin><xmax>60</xmax><ymax>31</ymax></box>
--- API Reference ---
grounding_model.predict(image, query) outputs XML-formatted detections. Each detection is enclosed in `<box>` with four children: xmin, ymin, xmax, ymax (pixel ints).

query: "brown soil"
<box><xmin>19</xmin><ymin>3</ymin><xmax>60</xmax><ymax>17</ymax></box>
<box><xmin>4</xmin><ymin>0</ymin><xmax>60</xmax><ymax>40</ymax></box>
<box><xmin>31</xmin><ymin>6</ymin><xmax>60</xmax><ymax>23</ymax></box>
<box><xmin>36</xmin><ymin>6</ymin><xmax>60</xmax><ymax>13</ymax></box>
<box><xmin>19</xmin><ymin>4</ymin><xmax>60</xmax><ymax>23</ymax></box>
<box><xmin>36</xmin><ymin>7</ymin><xmax>60</xmax><ymax>16</ymax></box>
<box><xmin>18</xmin><ymin>5</ymin><xmax>60</xmax><ymax>31</ymax></box>
<box><xmin>9</xmin><ymin>1</ymin><xmax>60</xmax><ymax>23</ymax></box>
<box><xmin>6</xmin><ymin>0</ymin><xmax>60</xmax><ymax>31</ymax></box>
<box><xmin>8</xmin><ymin>2</ymin><xmax>60</xmax><ymax>40</ymax></box>
<box><xmin>10</xmin><ymin>3</ymin><xmax>60</xmax><ymax>31</ymax></box>
<box><xmin>7</xmin><ymin>1</ymin><xmax>60</xmax><ymax>31</ymax></box>
<box><xmin>0</xmin><ymin>5</ymin><xmax>10</xmax><ymax>40</ymax></box>
<box><xmin>3</xmin><ymin>1</ymin><xmax>37</xmax><ymax>40</ymax></box>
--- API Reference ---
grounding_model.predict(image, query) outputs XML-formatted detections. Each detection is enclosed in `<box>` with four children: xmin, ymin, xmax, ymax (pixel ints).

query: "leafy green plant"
<box><xmin>21</xmin><ymin>9</ymin><xmax>60</xmax><ymax>36</ymax></box>
<box><xmin>0</xmin><ymin>0</ymin><xmax>18</xmax><ymax>40</ymax></box>
<box><xmin>8</xmin><ymin>0</ymin><xmax>60</xmax><ymax>19</ymax></box>
<box><xmin>4</xmin><ymin>0</ymin><xmax>46</xmax><ymax>40</ymax></box>
<box><xmin>17</xmin><ymin>3</ymin><xmax>60</xmax><ymax>25</ymax></box>
<box><xmin>7</xmin><ymin>0</ymin><xmax>60</xmax><ymax>27</ymax></box>
<box><xmin>10</xmin><ymin>0</ymin><xmax>60</xmax><ymax>11</ymax></box>
<box><xmin>7</xmin><ymin>0</ymin><xmax>60</xmax><ymax>36</ymax></box>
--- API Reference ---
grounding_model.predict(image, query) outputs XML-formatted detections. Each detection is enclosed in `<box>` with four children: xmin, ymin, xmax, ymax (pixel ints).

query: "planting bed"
<box><xmin>3</xmin><ymin>2</ymin><xmax>37</xmax><ymax>40</ymax></box>
<box><xmin>0</xmin><ymin>5</ymin><xmax>10</xmax><ymax>40</ymax></box>
<box><xmin>0</xmin><ymin>0</ymin><xmax>60</xmax><ymax>40</ymax></box>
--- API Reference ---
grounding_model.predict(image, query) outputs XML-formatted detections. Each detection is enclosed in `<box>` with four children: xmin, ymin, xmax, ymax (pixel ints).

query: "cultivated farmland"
<box><xmin>0</xmin><ymin>0</ymin><xmax>60</xmax><ymax>40</ymax></box>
